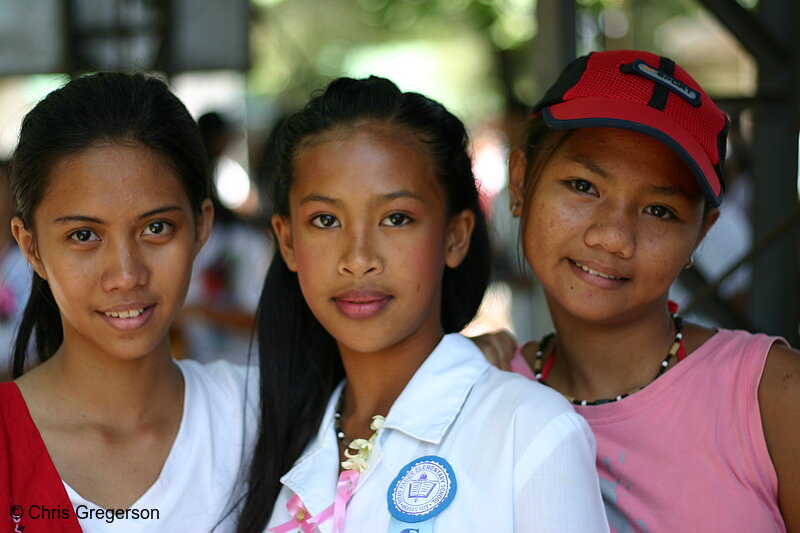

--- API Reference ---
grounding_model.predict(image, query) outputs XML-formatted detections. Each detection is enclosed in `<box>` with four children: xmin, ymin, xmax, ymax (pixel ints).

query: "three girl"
<box><xmin>237</xmin><ymin>76</ymin><xmax>608</xmax><ymax>532</ymax></box>
<box><xmin>2</xmin><ymin>72</ymin><xmax>257</xmax><ymax>532</ymax></box>
<box><xmin>503</xmin><ymin>50</ymin><xmax>800</xmax><ymax>531</ymax></box>
<box><xmin>15</xmin><ymin>52</ymin><xmax>770</xmax><ymax>533</ymax></box>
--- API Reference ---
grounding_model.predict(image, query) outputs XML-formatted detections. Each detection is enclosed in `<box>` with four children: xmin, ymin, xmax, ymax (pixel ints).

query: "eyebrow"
<box><xmin>566</xmin><ymin>155</ymin><xmax>689</xmax><ymax>197</ymax></box>
<box><xmin>53</xmin><ymin>205</ymin><xmax>184</xmax><ymax>224</ymax></box>
<box><xmin>299</xmin><ymin>190</ymin><xmax>424</xmax><ymax>207</ymax></box>
<box><xmin>299</xmin><ymin>193</ymin><xmax>342</xmax><ymax>207</ymax></box>
<box><xmin>645</xmin><ymin>184</ymin><xmax>686</xmax><ymax>196</ymax></box>
<box><xmin>567</xmin><ymin>155</ymin><xmax>613</xmax><ymax>180</ymax></box>
<box><xmin>374</xmin><ymin>190</ymin><xmax>424</xmax><ymax>205</ymax></box>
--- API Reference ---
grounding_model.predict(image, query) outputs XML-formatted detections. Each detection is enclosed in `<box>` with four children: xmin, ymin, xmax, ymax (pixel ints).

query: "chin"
<box><xmin>101</xmin><ymin>339</ymin><xmax>170</xmax><ymax>362</ymax></box>
<box><xmin>336</xmin><ymin>337</ymin><xmax>394</xmax><ymax>356</ymax></box>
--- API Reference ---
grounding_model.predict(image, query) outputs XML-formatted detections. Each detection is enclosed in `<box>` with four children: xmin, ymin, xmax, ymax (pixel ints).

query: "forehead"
<box><xmin>549</xmin><ymin>127</ymin><xmax>701</xmax><ymax>195</ymax></box>
<box><xmin>291</xmin><ymin>128</ymin><xmax>442</xmax><ymax>200</ymax></box>
<box><xmin>38</xmin><ymin>143</ymin><xmax>189</xmax><ymax>217</ymax></box>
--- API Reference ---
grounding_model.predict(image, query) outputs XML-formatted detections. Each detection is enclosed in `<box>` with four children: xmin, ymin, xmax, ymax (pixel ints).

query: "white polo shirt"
<box><xmin>268</xmin><ymin>333</ymin><xmax>609</xmax><ymax>532</ymax></box>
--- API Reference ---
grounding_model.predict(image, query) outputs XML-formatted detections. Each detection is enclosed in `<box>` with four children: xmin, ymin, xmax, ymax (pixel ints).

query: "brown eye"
<box><xmin>381</xmin><ymin>213</ymin><xmax>411</xmax><ymax>227</ymax></box>
<box><xmin>311</xmin><ymin>214</ymin><xmax>340</xmax><ymax>228</ymax></box>
<box><xmin>565</xmin><ymin>179</ymin><xmax>597</xmax><ymax>195</ymax></box>
<box><xmin>70</xmin><ymin>229</ymin><xmax>99</xmax><ymax>242</ymax></box>
<box><xmin>644</xmin><ymin>205</ymin><xmax>673</xmax><ymax>219</ymax></box>
<box><xmin>573</xmin><ymin>179</ymin><xmax>592</xmax><ymax>193</ymax></box>
<box><xmin>142</xmin><ymin>220</ymin><xmax>173</xmax><ymax>236</ymax></box>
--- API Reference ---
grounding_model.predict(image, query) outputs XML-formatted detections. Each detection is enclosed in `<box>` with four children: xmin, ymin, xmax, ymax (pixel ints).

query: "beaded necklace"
<box><xmin>333</xmin><ymin>390</ymin><xmax>385</xmax><ymax>473</ymax></box>
<box><xmin>533</xmin><ymin>314</ymin><xmax>687</xmax><ymax>406</ymax></box>
<box><xmin>333</xmin><ymin>410</ymin><xmax>349</xmax><ymax>444</ymax></box>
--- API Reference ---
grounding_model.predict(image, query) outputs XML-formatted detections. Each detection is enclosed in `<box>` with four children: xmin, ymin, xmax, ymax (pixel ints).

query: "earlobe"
<box><xmin>272</xmin><ymin>214</ymin><xmax>298</xmax><ymax>272</ymax></box>
<box><xmin>444</xmin><ymin>209</ymin><xmax>476</xmax><ymax>269</ymax></box>
<box><xmin>11</xmin><ymin>217</ymin><xmax>46</xmax><ymax>279</ymax></box>
<box><xmin>508</xmin><ymin>148</ymin><xmax>527</xmax><ymax>218</ymax></box>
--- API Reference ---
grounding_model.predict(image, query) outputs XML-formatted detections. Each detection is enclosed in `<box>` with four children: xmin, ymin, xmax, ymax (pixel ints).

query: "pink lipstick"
<box><xmin>333</xmin><ymin>289</ymin><xmax>392</xmax><ymax>319</ymax></box>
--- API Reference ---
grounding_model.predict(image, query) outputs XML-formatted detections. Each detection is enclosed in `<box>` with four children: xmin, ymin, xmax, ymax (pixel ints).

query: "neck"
<box><xmin>338</xmin><ymin>327</ymin><xmax>444</xmax><ymax>440</ymax></box>
<box><xmin>546</xmin><ymin>301</ymin><xmax>675</xmax><ymax>402</ymax></box>
<box><xmin>22</xmin><ymin>336</ymin><xmax>183</xmax><ymax>426</ymax></box>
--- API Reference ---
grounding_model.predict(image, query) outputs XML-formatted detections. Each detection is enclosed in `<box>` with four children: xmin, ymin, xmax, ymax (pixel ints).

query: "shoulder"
<box><xmin>685</xmin><ymin>326</ymin><xmax>786</xmax><ymax>376</ymax></box>
<box><xmin>176</xmin><ymin>359</ymin><xmax>259</xmax><ymax>408</ymax></box>
<box><xmin>759</xmin><ymin>341</ymin><xmax>800</xmax><ymax>399</ymax></box>
<box><xmin>758</xmin><ymin>341</ymin><xmax>800</xmax><ymax>528</ymax></box>
<box><xmin>179</xmin><ymin>356</ymin><xmax>257</xmax><ymax>379</ymax></box>
<box><xmin>0</xmin><ymin>380</ymin><xmax>20</xmax><ymax>397</ymax></box>
<box><xmin>0</xmin><ymin>382</ymin><xmax>24</xmax><ymax>420</ymax></box>
<box><xmin>476</xmin><ymin>370</ymin><xmax>596</xmax><ymax>473</ymax></box>
<box><xmin>473</xmin><ymin>362</ymin><xmax>586</xmax><ymax>439</ymax></box>
<box><xmin>481</xmin><ymin>364</ymin><xmax>570</xmax><ymax>409</ymax></box>
<box><xmin>758</xmin><ymin>340</ymin><xmax>800</xmax><ymax>439</ymax></box>
<box><xmin>440</xmin><ymin>333</ymin><xmax>581</xmax><ymax>434</ymax></box>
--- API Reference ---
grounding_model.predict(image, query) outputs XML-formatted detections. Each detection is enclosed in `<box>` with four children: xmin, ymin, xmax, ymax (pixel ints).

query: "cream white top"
<box><xmin>64</xmin><ymin>359</ymin><xmax>259</xmax><ymax>533</ymax></box>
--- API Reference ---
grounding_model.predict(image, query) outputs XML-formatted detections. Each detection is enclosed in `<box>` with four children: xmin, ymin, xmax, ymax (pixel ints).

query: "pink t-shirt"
<box><xmin>511</xmin><ymin>328</ymin><xmax>787</xmax><ymax>532</ymax></box>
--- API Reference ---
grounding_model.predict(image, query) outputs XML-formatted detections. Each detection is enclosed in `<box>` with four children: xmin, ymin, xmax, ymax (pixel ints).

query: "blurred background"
<box><xmin>0</xmin><ymin>0</ymin><xmax>797</xmax><ymax>368</ymax></box>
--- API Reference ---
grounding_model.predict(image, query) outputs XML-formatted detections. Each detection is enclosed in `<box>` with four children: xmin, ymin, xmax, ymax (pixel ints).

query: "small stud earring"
<box><xmin>511</xmin><ymin>201</ymin><xmax>521</xmax><ymax>218</ymax></box>
<box><xmin>684</xmin><ymin>256</ymin><xmax>694</xmax><ymax>269</ymax></box>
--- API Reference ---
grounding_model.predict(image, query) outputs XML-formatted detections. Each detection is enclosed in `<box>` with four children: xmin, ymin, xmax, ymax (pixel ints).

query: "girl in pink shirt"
<box><xmin>503</xmin><ymin>49</ymin><xmax>800</xmax><ymax>531</ymax></box>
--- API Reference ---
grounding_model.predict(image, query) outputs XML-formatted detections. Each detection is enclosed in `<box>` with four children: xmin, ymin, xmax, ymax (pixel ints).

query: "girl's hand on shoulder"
<box><xmin>470</xmin><ymin>329</ymin><xmax>518</xmax><ymax>371</ymax></box>
<box><xmin>759</xmin><ymin>343</ymin><xmax>800</xmax><ymax>531</ymax></box>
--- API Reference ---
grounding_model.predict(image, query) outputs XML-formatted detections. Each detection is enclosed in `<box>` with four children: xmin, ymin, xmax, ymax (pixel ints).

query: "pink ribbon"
<box><xmin>332</xmin><ymin>470</ymin><xmax>359</xmax><ymax>532</ymax></box>
<box><xmin>267</xmin><ymin>470</ymin><xmax>361</xmax><ymax>533</ymax></box>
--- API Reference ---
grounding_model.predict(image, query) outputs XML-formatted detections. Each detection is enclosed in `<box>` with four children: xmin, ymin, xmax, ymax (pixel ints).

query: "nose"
<box><xmin>100</xmin><ymin>238</ymin><xmax>149</xmax><ymax>292</ymax></box>
<box><xmin>583</xmin><ymin>205</ymin><xmax>636</xmax><ymax>259</ymax></box>
<box><xmin>337</xmin><ymin>225</ymin><xmax>383</xmax><ymax>278</ymax></box>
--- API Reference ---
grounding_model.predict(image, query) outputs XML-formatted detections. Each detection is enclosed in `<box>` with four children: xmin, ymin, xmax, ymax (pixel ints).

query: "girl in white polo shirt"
<box><xmin>236</xmin><ymin>76</ymin><xmax>608</xmax><ymax>533</ymax></box>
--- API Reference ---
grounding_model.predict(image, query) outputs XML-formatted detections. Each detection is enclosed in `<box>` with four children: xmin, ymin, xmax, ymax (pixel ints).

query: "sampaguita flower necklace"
<box><xmin>334</xmin><ymin>395</ymin><xmax>385</xmax><ymax>473</ymax></box>
<box><xmin>269</xmin><ymin>391</ymin><xmax>386</xmax><ymax>533</ymax></box>
<box><xmin>533</xmin><ymin>313</ymin><xmax>687</xmax><ymax>406</ymax></box>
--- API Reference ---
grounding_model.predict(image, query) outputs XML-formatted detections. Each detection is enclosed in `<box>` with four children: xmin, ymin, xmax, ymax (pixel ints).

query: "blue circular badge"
<box><xmin>387</xmin><ymin>455</ymin><xmax>457</xmax><ymax>523</ymax></box>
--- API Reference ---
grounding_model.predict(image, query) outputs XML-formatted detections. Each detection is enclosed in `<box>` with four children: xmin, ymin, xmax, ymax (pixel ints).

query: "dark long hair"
<box><xmin>237</xmin><ymin>76</ymin><xmax>491</xmax><ymax>532</ymax></box>
<box><xmin>9</xmin><ymin>71</ymin><xmax>209</xmax><ymax>378</ymax></box>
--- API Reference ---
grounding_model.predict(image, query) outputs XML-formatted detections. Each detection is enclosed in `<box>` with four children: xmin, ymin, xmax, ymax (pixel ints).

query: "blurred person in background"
<box><xmin>669</xmin><ymin>114</ymin><xmax>753</xmax><ymax>325</ymax></box>
<box><xmin>172</xmin><ymin>111</ymin><xmax>272</xmax><ymax>364</ymax></box>
<box><xmin>0</xmin><ymin>160</ymin><xmax>32</xmax><ymax>380</ymax></box>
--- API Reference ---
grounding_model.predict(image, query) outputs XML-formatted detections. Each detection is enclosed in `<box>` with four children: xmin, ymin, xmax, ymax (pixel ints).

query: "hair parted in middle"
<box><xmin>8</xmin><ymin>71</ymin><xmax>210</xmax><ymax>379</ymax></box>
<box><xmin>237</xmin><ymin>75</ymin><xmax>491</xmax><ymax>532</ymax></box>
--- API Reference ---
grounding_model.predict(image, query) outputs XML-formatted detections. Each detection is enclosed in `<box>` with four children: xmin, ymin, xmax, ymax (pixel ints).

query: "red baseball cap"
<box><xmin>532</xmin><ymin>50</ymin><xmax>729</xmax><ymax>207</ymax></box>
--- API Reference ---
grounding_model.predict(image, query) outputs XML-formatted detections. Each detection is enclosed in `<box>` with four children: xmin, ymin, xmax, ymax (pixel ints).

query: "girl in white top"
<box><xmin>4</xmin><ymin>72</ymin><xmax>257</xmax><ymax>532</ymax></box>
<box><xmin>237</xmin><ymin>76</ymin><xmax>608</xmax><ymax>532</ymax></box>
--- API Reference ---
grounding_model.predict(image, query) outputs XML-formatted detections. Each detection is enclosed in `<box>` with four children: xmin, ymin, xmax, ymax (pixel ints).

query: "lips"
<box><xmin>569</xmin><ymin>259</ymin><xmax>630</xmax><ymax>288</ymax></box>
<box><xmin>104</xmin><ymin>308</ymin><xmax>145</xmax><ymax>319</ymax></box>
<box><xmin>98</xmin><ymin>303</ymin><xmax>155</xmax><ymax>331</ymax></box>
<box><xmin>572</xmin><ymin>260</ymin><xmax>628</xmax><ymax>281</ymax></box>
<box><xmin>333</xmin><ymin>289</ymin><xmax>392</xmax><ymax>319</ymax></box>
